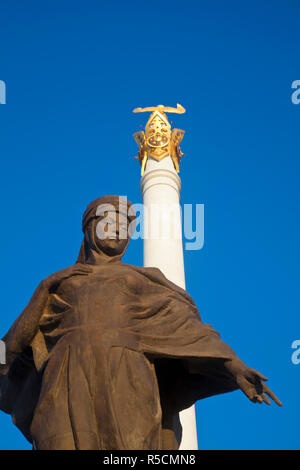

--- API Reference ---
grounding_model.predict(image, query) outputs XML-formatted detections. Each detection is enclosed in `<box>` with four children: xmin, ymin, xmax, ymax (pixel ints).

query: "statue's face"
<box><xmin>91</xmin><ymin>210</ymin><xmax>130</xmax><ymax>257</ymax></box>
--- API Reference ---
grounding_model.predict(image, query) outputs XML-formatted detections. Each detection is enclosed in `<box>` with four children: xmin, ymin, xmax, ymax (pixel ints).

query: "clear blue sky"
<box><xmin>0</xmin><ymin>0</ymin><xmax>299</xmax><ymax>450</ymax></box>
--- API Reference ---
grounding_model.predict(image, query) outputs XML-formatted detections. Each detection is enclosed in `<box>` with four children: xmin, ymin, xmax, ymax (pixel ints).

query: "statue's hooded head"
<box><xmin>77</xmin><ymin>195</ymin><xmax>136</xmax><ymax>264</ymax></box>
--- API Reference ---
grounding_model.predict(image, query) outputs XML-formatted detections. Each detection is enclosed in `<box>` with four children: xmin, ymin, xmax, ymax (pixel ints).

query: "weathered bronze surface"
<box><xmin>0</xmin><ymin>196</ymin><xmax>282</xmax><ymax>450</ymax></box>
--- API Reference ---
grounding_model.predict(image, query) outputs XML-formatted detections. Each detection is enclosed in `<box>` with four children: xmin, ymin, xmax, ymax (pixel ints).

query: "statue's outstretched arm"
<box><xmin>224</xmin><ymin>357</ymin><xmax>283</xmax><ymax>406</ymax></box>
<box><xmin>1</xmin><ymin>264</ymin><xmax>92</xmax><ymax>359</ymax></box>
<box><xmin>2</xmin><ymin>281</ymin><xmax>50</xmax><ymax>362</ymax></box>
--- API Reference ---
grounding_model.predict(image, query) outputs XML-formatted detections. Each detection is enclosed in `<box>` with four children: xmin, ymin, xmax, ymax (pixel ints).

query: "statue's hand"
<box><xmin>224</xmin><ymin>358</ymin><xmax>282</xmax><ymax>406</ymax></box>
<box><xmin>42</xmin><ymin>264</ymin><xmax>93</xmax><ymax>290</ymax></box>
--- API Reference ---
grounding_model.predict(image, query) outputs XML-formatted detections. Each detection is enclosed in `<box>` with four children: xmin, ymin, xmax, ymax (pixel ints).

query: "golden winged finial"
<box><xmin>133</xmin><ymin>103</ymin><xmax>186</xmax><ymax>115</ymax></box>
<box><xmin>133</xmin><ymin>103</ymin><xmax>186</xmax><ymax>176</ymax></box>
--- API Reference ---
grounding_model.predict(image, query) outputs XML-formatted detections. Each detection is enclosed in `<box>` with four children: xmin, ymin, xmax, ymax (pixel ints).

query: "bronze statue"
<box><xmin>0</xmin><ymin>195</ymin><xmax>282</xmax><ymax>450</ymax></box>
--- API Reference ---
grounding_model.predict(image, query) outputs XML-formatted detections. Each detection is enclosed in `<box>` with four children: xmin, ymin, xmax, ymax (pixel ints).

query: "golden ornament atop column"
<box><xmin>133</xmin><ymin>104</ymin><xmax>186</xmax><ymax>175</ymax></box>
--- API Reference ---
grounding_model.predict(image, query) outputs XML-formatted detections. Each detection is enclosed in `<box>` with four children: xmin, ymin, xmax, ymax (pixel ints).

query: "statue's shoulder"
<box><xmin>123</xmin><ymin>263</ymin><xmax>165</xmax><ymax>280</ymax></box>
<box><xmin>123</xmin><ymin>264</ymin><xmax>193</xmax><ymax>300</ymax></box>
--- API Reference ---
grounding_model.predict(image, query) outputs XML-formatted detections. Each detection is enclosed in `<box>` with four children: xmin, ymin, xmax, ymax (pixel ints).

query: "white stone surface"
<box><xmin>141</xmin><ymin>156</ymin><xmax>198</xmax><ymax>450</ymax></box>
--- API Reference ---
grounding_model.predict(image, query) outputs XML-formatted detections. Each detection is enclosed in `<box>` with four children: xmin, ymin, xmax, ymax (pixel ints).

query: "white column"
<box><xmin>141</xmin><ymin>156</ymin><xmax>198</xmax><ymax>450</ymax></box>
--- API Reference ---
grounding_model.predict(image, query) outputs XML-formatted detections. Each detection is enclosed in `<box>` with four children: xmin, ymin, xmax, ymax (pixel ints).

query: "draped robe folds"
<box><xmin>0</xmin><ymin>261</ymin><xmax>239</xmax><ymax>450</ymax></box>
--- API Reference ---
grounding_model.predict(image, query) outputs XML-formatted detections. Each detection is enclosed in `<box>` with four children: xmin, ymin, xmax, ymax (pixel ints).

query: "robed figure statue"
<box><xmin>0</xmin><ymin>196</ymin><xmax>281</xmax><ymax>450</ymax></box>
